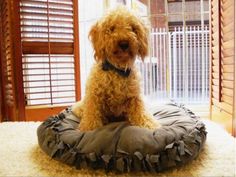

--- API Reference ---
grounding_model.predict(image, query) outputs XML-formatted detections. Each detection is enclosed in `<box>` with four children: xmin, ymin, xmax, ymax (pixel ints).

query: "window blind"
<box><xmin>210</xmin><ymin>0</ymin><xmax>234</xmax><ymax>114</ymax></box>
<box><xmin>20</xmin><ymin>0</ymin><xmax>77</xmax><ymax>106</ymax></box>
<box><xmin>210</xmin><ymin>0</ymin><xmax>235</xmax><ymax>135</ymax></box>
<box><xmin>210</xmin><ymin>0</ymin><xmax>221</xmax><ymax>102</ymax></box>
<box><xmin>1</xmin><ymin>0</ymin><xmax>14</xmax><ymax>106</ymax></box>
<box><xmin>218</xmin><ymin>0</ymin><xmax>234</xmax><ymax>113</ymax></box>
<box><xmin>20</xmin><ymin>0</ymin><xmax>73</xmax><ymax>42</ymax></box>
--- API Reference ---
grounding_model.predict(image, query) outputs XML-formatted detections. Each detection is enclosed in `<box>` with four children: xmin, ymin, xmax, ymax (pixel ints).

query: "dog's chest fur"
<box><xmin>89</xmin><ymin>63</ymin><xmax>141</xmax><ymax>118</ymax></box>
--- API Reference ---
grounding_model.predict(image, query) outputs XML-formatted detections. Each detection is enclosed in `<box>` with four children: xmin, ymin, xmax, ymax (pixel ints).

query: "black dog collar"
<box><xmin>102</xmin><ymin>59</ymin><xmax>131</xmax><ymax>77</ymax></box>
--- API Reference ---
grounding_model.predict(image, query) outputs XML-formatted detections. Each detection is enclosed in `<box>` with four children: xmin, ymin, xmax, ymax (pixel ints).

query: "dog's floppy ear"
<box><xmin>136</xmin><ymin>21</ymin><xmax>149</xmax><ymax>61</ymax></box>
<box><xmin>89</xmin><ymin>22</ymin><xmax>105</xmax><ymax>61</ymax></box>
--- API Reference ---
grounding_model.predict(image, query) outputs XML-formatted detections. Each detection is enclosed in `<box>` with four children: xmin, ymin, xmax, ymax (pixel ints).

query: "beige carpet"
<box><xmin>0</xmin><ymin>120</ymin><xmax>235</xmax><ymax>177</ymax></box>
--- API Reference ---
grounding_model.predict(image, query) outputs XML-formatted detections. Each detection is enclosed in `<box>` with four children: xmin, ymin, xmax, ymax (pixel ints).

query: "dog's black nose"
<box><xmin>118</xmin><ymin>40</ymin><xmax>129</xmax><ymax>51</ymax></box>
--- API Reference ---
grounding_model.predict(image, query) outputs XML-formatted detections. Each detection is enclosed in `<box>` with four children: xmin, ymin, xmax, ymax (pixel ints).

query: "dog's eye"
<box><xmin>110</xmin><ymin>26</ymin><xmax>115</xmax><ymax>32</ymax></box>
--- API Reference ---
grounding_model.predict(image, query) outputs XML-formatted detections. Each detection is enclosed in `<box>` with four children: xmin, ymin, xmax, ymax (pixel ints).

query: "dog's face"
<box><xmin>89</xmin><ymin>7</ymin><xmax>149</xmax><ymax>69</ymax></box>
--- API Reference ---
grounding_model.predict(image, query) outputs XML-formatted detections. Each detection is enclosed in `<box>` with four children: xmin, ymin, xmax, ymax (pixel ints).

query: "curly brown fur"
<box><xmin>72</xmin><ymin>7</ymin><xmax>161</xmax><ymax>131</ymax></box>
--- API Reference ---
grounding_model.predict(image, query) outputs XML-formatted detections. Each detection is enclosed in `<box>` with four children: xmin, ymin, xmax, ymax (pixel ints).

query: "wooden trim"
<box><xmin>22</xmin><ymin>42</ymin><xmax>74</xmax><ymax>54</ymax></box>
<box><xmin>73</xmin><ymin>0</ymin><xmax>81</xmax><ymax>101</ymax></box>
<box><xmin>211</xmin><ymin>105</ymin><xmax>233</xmax><ymax>134</ymax></box>
<box><xmin>233</xmin><ymin>0</ymin><xmax>236</xmax><ymax>137</ymax></box>
<box><xmin>25</xmin><ymin>105</ymin><xmax>67</xmax><ymax>121</ymax></box>
<box><xmin>11</xmin><ymin>0</ymin><xmax>25</xmax><ymax>121</ymax></box>
<box><xmin>0</xmin><ymin>0</ymin><xmax>8</xmax><ymax>121</ymax></box>
<box><xmin>212</xmin><ymin>98</ymin><xmax>233</xmax><ymax>114</ymax></box>
<box><xmin>209</xmin><ymin>0</ymin><xmax>213</xmax><ymax>119</ymax></box>
<box><xmin>0</xmin><ymin>5</ymin><xmax>3</xmax><ymax>122</ymax></box>
<box><xmin>218</xmin><ymin>0</ymin><xmax>222</xmax><ymax>102</ymax></box>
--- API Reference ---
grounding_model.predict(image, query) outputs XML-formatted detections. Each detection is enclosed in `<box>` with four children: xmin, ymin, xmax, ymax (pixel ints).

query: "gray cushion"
<box><xmin>37</xmin><ymin>103</ymin><xmax>207</xmax><ymax>172</ymax></box>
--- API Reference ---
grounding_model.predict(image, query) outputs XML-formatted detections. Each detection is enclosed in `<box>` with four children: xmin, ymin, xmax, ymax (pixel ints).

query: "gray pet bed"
<box><xmin>37</xmin><ymin>103</ymin><xmax>207</xmax><ymax>172</ymax></box>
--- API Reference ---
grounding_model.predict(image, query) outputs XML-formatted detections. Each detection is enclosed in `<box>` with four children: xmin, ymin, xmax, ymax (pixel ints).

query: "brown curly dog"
<box><xmin>72</xmin><ymin>7</ymin><xmax>161</xmax><ymax>131</ymax></box>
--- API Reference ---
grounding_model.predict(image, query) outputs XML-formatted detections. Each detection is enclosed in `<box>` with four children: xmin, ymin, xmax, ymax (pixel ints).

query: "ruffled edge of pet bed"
<box><xmin>37</xmin><ymin>102</ymin><xmax>207</xmax><ymax>173</ymax></box>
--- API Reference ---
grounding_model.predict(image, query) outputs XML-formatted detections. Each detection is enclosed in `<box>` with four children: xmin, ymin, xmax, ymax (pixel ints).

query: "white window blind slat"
<box><xmin>22</xmin><ymin>54</ymin><xmax>76</xmax><ymax>106</ymax></box>
<box><xmin>20</xmin><ymin>0</ymin><xmax>73</xmax><ymax>42</ymax></box>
